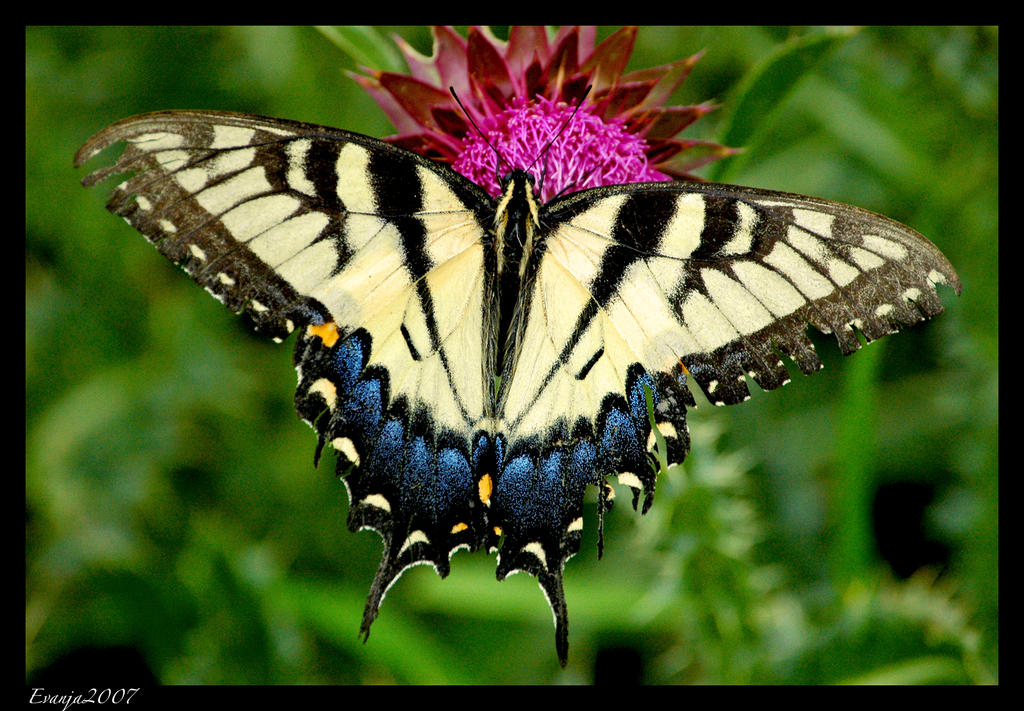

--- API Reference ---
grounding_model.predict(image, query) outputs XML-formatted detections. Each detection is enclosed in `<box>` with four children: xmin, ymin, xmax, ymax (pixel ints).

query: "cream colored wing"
<box><xmin>489</xmin><ymin>180</ymin><xmax>960</xmax><ymax>662</ymax></box>
<box><xmin>76</xmin><ymin>110</ymin><xmax>500</xmax><ymax>639</ymax></box>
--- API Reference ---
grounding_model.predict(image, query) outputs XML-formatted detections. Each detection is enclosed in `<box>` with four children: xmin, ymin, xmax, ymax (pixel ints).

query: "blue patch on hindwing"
<box><xmin>332</xmin><ymin>329</ymin><xmax>368</xmax><ymax>391</ymax></box>
<box><xmin>401</xmin><ymin>435</ymin><xmax>435</xmax><ymax>517</ymax></box>
<box><xmin>366</xmin><ymin>418</ymin><xmax>404</xmax><ymax>480</ymax></box>
<box><xmin>598</xmin><ymin>405</ymin><xmax>641</xmax><ymax>466</ymax></box>
<box><xmin>627</xmin><ymin>367</ymin><xmax>658</xmax><ymax>423</ymax></box>
<box><xmin>568</xmin><ymin>439</ymin><xmax>597</xmax><ymax>483</ymax></box>
<box><xmin>342</xmin><ymin>377</ymin><xmax>384</xmax><ymax>441</ymax></box>
<box><xmin>436</xmin><ymin>447</ymin><xmax>474</xmax><ymax>517</ymax></box>
<box><xmin>294</xmin><ymin>322</ymin><xmax>678</xmax><ymax>663</ymax></box>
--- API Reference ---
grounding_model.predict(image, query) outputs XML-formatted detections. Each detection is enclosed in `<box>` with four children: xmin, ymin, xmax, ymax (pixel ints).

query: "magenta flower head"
<box><xmin>351</xmin><ymin>26</ymin><xmax>735</xmax><ymax>202</ymax></box>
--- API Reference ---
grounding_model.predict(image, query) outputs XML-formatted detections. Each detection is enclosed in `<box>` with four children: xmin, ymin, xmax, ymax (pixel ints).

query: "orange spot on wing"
<box><xmin>308</xmin><ymin>322</ymin><xmax>340</xmax><ymax>347</ymax></box>
<box><xmin>450</xmin><ymin>522</ymin><xmax>469</xmax><ymax>534</ymax></box>
<box><xmin>478</xmin><ymin>473</ymin><xmax>493</xmax><ymax>505</ymax></box>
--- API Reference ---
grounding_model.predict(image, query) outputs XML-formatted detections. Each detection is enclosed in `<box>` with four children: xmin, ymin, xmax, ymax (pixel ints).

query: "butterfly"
<box><xmin>75</xmin><ymin>109</ymin><xmax>959</xmax><ymax>665</ymax></box>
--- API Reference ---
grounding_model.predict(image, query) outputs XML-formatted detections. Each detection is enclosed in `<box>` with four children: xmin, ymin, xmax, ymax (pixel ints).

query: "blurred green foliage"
<box><xmin>26</xmin><ymin>26</ymin><xmax>997</xmax><ymax>684</ymax></box>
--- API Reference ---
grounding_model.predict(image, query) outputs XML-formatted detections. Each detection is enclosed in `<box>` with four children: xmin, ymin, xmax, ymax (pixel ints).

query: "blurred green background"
<box><xmin>26</xmin><ymin>26</ymin><xmax>997</xmax><ymax>684</ymax></box>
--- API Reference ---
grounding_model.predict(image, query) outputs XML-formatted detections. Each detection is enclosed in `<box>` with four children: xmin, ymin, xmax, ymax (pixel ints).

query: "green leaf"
<box><xmin>709</xmin><ymin>28</ymin><xmax>857</xmax><ymax>183</ymax></box>
<box><xmin>268</xmin><ymin>579</ymin><xmax>474</xmax><ymax>684</ymax></box>
<box><xmin>794</xmin><ymin>76</ymin><xmax>931</xmax><ymax>189</ymax></box>
<box><xmin>316</xmin><ymin>26</ymin><xmax>405</xmax><ymax>73</ymax></box>
<box><xmin>841</xmin><ymin>655</ymin><xmax>970</xmax><ymax>685</ymax></box>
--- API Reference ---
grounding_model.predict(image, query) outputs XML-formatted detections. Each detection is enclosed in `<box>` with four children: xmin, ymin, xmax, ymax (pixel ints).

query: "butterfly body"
<box><xmin>76</xmin><ymin>110</ymin><xmax>959</xmax><ymax>665</ymax></box>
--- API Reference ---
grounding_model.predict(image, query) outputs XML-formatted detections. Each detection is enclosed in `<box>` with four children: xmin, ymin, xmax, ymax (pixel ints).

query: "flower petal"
<box><xmin>623</xmin><ymin>51</ymin><xmax>704</xmax><ymax>113</ymax></box>
<box><xmin>653</xmin><ymin>138</ymin><xmax>742</xmax><ymax>176</ymax></box>
<box><xmin>507</xmin><ymin>26</ymin><xmax>549</xmax><ymax>81</ymax></box>
<box><xmin>431</xmin><ymin>26</ymin><xmax>472</xmax><ymax>100</ymax></box>
<box><xmin>392</xmin><ymin>33</ymin><xmax>440</xmax><ymax>85</ymax></box>
<box><xmin>628</xmin><ymin>103</ymin><xmax>717</xmax><ymax>139</ymax></box>
<box><xmin>377</xmin><ymin>72</ymin><xmax>454</xmax><ymax>131</ymax></box>
<box><xmin>546</xmin><ymin>28</ymin><xmax>581</xmax><ymax>95</ymax></box>
<box><xmin>552</xmin><ymin>25</ymin><xmax>595</xmax><ymax>66</ymax></box>
<box><xmin>430</xmin><ymin>105</ymin><xmax>470</xmax><ymax>138</ymax></box>
<box><xmin>581</xmin><ymin>26</ymin><xmax>637</xmax><ymax>94</ymax></box>
<box><xmin>468</xmin><ymin>26</ymin><xmax>516</xmax><ymax>99</ymax></box>
<box><xmin>523</xmin><ymin>55</ymin><xmax>548</xmax><ymax>98</ymax></box>
<box><xmin>347</xmin><ymin>71</ymin><xmax>423</xmax><ymax>134</ymax></box>
<box><xmin>594</xmin><ymin>82</ymin><xmax>655</xmax><ymax>119</ymax></box>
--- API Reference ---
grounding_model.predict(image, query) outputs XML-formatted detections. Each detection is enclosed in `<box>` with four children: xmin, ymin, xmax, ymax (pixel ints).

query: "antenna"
<box><xmin>449</xmin><ymin>85</ymin><xmax>594</xmax><ymax>198</ymax></box>
<box><xmin>526</xmin><ymin>85</ymin><xmax>592</xmax><ymax>177</ymax></box>
<box><xmin>529</xmin><ymin>86</ymin><xmax>592</xmax><ymax>200</ymax></box>
<box><xmin>449</xmin><ymin>87</ymin><xmax>510</xmax><ymax>186</ymax></box>
<box><xmin>547</xmin><ymin>162</ymin><xmax>603</xmax><ymax>203</ymax></box>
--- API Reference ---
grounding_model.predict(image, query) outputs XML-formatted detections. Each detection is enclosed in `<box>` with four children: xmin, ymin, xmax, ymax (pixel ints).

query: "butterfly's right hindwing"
<box><xmin>486</xmin><ymin>179</ymin><xmax>960</xmax><ymax>657</ymax></box>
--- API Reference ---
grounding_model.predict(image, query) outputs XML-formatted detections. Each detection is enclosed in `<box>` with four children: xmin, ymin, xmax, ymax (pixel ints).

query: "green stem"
<box><xmin>832</xmin><ymin>339</ymin><xmax>884</xmax><ymax>586</ymax></box>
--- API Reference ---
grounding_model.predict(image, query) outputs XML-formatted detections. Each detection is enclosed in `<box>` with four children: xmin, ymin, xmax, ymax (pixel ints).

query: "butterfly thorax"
<box><xmin>492</xmin><ymin>170</ymin><xmax>542</xmax><ymax>404</ymax></box>
<box><xmin>493</xmin><ymin>170</ymin><xmax>541</xmax><ymax>277</ymax></box>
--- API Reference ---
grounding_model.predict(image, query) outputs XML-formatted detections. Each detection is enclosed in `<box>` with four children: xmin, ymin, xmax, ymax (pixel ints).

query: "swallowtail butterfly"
<box><xmin>75</xmin><ymin>109</ymin><xmax>959</xmax><ymax>665</ymax></box>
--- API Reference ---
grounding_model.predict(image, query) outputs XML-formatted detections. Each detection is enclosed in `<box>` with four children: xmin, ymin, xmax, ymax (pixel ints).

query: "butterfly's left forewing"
<box><xmin>513</xmin><ymin>181</ymin><xmax>961</xmax><ymax>427</ymax></box>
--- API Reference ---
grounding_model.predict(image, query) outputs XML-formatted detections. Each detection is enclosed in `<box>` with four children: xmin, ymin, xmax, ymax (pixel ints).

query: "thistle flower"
<box><xmin>351</xmin><ymin>26</ymin><xmax>735</xmax><ymax>201</ymax></box>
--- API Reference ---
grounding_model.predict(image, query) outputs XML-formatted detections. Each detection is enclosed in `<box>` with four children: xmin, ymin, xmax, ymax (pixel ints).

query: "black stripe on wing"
<box><xmin>544</xmin><ymin>181</ymin><xmax>961</xmax><ymax>407</ymax></box>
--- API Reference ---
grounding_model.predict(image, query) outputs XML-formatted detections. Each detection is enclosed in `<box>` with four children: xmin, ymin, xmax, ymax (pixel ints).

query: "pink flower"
<box><xmin>352</xmin><ymin>26</ymin><xmax>735</xmax><ymax>201</ymax></box>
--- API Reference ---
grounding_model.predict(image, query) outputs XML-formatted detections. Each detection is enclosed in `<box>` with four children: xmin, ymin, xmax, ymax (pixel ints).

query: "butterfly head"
<box><xmin>499</xmin><ymin>169</ymin><xmax>538</xmax><ymax>195</ymax></box>
<box><xmin>495</xmin><ymin>169</ymin><xmax>540</xmax><ymax>230</ymax></box>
